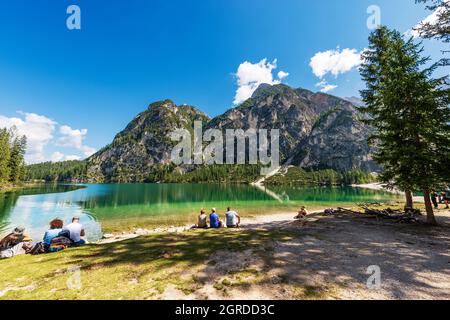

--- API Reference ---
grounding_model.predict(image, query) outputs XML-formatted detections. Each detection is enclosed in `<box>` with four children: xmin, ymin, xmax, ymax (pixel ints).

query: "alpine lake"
<box><xmin>0</xmin><ymin>183</ymin><xmax>400</xmax><ymax>241</ymax></box>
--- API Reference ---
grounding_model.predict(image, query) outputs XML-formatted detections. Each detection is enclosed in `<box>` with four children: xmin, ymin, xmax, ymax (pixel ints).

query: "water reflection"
<box><xmin>0</xmin><ymin>183</ymin><xmax>399</xmax><ymax>241</ymax></box>
<box><xmin>0</xmin><ymin>185</ymin><xmax>102</xmax><ymax>242</ymax></box>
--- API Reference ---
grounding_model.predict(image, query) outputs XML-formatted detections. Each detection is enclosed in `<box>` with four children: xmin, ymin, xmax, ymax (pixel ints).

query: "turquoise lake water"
<box><xmin>0</xmin><ymin>183</ymin><xmax>399</xmax><ymax>241</ymax></box>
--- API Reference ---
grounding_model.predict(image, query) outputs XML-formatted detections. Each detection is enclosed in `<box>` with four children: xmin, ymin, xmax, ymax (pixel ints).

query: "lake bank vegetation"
<box><xmin>24</xmin><ymin>161</ymin><xmax>377</xmax><ymax>186</ymax></box>
<box><xmin>264</xmin><ymin>167</ymin><xmax>376</xmax><ymax>186</ymax></box>
<box><xmin>25</xmin><ymin>160</ymin><xmax>87</xmax><ymax>183</ymax></box>
<box><xmin>0</xmin><ymin>127</ymin><xmax>27</xmax><ymax>192</ymax></box>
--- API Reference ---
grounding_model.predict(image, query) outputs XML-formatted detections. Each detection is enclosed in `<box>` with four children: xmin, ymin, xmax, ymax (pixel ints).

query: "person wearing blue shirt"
<box><xmin>43</xmin><ymin>219</ymin><xmax>64</xmax><ymax>246</ymax></box>
<box><xmin>209</xmin><ymin>208</ymin><xmax>223</xmax><ymax>228</ymax></box>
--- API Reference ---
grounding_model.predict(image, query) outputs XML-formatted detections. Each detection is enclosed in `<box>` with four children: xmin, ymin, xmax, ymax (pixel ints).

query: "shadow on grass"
<box><xmin>63</xmin><ymin>228</ymin><xmax>294</xmax><ymax>273</ymax></box>
<box><xmin>2</xmin><ymin>212</ymin><xmax>450</xmax><ymax>299</ymax></box>
<box><xmin>64</xmin><ymin>213</ymin><xmax>450</xmax><ymax>299</ymax></box>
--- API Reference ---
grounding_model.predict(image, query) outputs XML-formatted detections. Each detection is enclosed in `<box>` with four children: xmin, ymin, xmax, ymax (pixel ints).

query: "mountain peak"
<box><xmin>148</xmin><ymin>99</ymin><xmax>177</xmax><ymax>110</ymax></box>
<box><xmin>250</xmin><ymin>83</ymin><xmax>273</xmax><ymax>98</ymax></box>
<box><xmin>250</xmin><ymin>83</ymin><xmax>293</xmax><ymax>100</ymax></box>
<box><xmin>87</xmin><ymin>84</ymin><xmax>376</xmax><ymax>182</ymax></box>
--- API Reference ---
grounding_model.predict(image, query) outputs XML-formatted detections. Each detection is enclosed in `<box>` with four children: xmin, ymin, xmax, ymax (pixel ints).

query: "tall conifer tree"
<box><xmin>359</xmin><ymin>26</ymin><xmax>450</xmax><ymax>225</ymax></box>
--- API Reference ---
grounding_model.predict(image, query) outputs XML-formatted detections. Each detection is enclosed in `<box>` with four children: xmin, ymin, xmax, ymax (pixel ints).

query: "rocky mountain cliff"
<box><xmin>207</xmin><ymin>84</ymin><xmax>378</xmax><ymax>171</ymax></box>
<box><xmin>87</xmin><ymin>100</ymin><xmax>209</xmax><ymax>182</ymax></box>
<box><xmin>87</xmin><ymin>85</ymin><xmax>378</xmax><ymax>182</ymax></box>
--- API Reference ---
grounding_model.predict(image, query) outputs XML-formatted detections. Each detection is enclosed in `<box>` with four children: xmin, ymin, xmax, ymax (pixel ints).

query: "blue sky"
<box><xmin>0</xmin><ymin>0</ymin><xmax>447</xmax><ymax>163</ymax></box>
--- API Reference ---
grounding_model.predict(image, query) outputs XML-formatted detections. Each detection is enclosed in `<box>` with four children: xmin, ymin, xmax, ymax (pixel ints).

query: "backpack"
<box><xmin>30</xmin><ymin>242</ymin><xmax>46</xmax><ymax>255</ymax></box>
<box><xmin>48</xmin><ymin>236</ymin><xmax>72</xmax><ymax>253</ymax></box>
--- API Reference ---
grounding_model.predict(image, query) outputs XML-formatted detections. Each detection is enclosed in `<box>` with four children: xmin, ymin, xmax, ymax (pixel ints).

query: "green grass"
<box><xmin>0</xmin><ymin>182</ymin><xmax>39</xmax><ymax>193</ymax></box>
<box><xmin>3</xmin><ymin>201</ymin><xmax>423</xmax><ymax>300</ymax></box>
<box><xmin>0</xmin><ymin>228</ymin><xmax>298</xmax><ymax>300</ymax></box>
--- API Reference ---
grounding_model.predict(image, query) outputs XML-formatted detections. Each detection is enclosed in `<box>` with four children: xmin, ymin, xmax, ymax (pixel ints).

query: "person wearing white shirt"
<box><xmin>63</xmin><ymin>216</ymin><xmax>86</xmax><ymax>246</ymax></box>
<box><xmin>225</xmin><ymin>207</ymin><xmax>241</xmax><ymax>228</ymax></box>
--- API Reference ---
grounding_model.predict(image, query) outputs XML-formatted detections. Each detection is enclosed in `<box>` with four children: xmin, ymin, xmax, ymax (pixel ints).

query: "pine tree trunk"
<box><xmin>405</xmin><ymin>190</ymin><xmax>414</xmax><ymax>209</ymax></box>
<box><xmin>423</xmin><ymin>189</ymin><xmax>437</xmax><ymax>226</ymax></box>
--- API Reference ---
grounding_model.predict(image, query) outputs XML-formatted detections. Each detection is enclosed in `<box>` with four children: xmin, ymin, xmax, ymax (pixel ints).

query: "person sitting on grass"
<box><xmin>0</xmin><ymin>226</ymin><xmax>33</xmax><ymax>259</ymax></box>
<box><xmin>0</xmin><ymin>226</ymin><xmax>29</xmax><ymax>250</ymax></box>
<box><xmin>63</xmin><ymin>216</ymin><xmax>86</xmax><ymax>246</ymax></box>
<box><xmin>193</xmin><ymin>209</ymin><xmax>209</xmax><ymax>229</ymax></box>
<box><xmin>225</xmin><ymin>207</ymin><xmax>241</xmax><ymax>228</ymax></box>
<box><xmin>28</xmin><ymin>219</ymin><xmax>71</xmax><ymax>254</ymax></box>
<box><xmin>43</xmin><ymin>218</ymin><xmax>64</xmax><ymax>250</ymax></box>
<box><xmin>294</xmin><ymin>206</ymin><xmax>309</xmax><ymax>219</ymax></box>
<box><xmin>209</xmin><ymin>208</ymin><xmax>223</xmax><ymax>228</ymax></box>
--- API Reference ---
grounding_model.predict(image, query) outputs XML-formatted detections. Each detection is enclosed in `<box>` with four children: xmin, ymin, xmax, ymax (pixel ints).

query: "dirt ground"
<box><xmin>163</xmin><ymin>208</ymin><xmax>450</xmax><ymax>300</ymax></box>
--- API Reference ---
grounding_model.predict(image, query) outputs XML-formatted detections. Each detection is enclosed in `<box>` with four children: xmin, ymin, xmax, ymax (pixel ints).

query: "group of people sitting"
<box><xmin>0</xmin><ymin>215</ymin><xmax>86</xmax><ymax>260</ymax></box>
<box><xmin>193</xmin><ymin>207</ymin><xmax>241</xmax><ymax>229</ymax></box>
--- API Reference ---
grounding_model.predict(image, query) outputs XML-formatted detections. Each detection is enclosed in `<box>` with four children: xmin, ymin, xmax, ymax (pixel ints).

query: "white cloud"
<box><xmin>316</xmin><ymin>80</ymin><xmax>338</xmax><ymax>93</ymax></box>
<box><xmin>57</xmin><ymin>125</ymin><xmax>96</xmax><ymax>157</ymax></box>
<box><xmin>0</xmin><ymin>112</ymin><xmax>56</xmax><ymax>163</ymax></box>
<box><xmin>310</xmin><ymin>48</ymin><xmax>363</xmax><ymax>78</ymax></box>
<box><xmin>277</xmin><ymin>71</ymin><xmax>289</xmax><ymax>80</ymax></box>
<box><xmin>409</xmin><ymin>2</ymin><xmax>448</xmax><ymax>38</ymax></box>
<box><xmin>51</xmin><ymin>151</ymin><xmax>82</xmax><ymax>163</ymax></box>
<box><xmin>51</xmin><ymin>151</ymin><xmax>65</xmax><ymax>162</ymax></box>
<box><xmin>64</xmin><ymin>155</ymin><xmax>82</xmax><ymax>161</ymax></box>
<box><xmin>0</xmin><ymin>112</ymin><xmax>96</xmax><ymax>163</ymax></box>
<box><xmin>233</xmin><ymin>58</ymin><xmax>289</xmax><ymax>105</ymax></box>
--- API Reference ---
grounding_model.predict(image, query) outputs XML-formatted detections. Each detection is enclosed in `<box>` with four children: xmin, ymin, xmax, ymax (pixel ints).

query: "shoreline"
<box><xmin>96</xmin><ymin>209</ymin><xmax>325</xmax><ymax>244</ymax></box>
<box><xmin>94</xmin><ymin>182</ymin><xmax>417</xmax><ymax>244</ymax></box>
<box><xmin>352</xmin><ymin>182</ymin><xmax>424</xmax><ymax>202</ymax></box>
<box><xmin>2</xmin><ymin>181</ymin><xmax>416</xmax><ymax>245</ymax></box>
<box><xmin>351</xmin><ymin>182</ymin><xmax>401</xmax><ymax>194</ymax></box>
<box><xmin>95</xmin><ymin>186</ymin><xmax>430</xmax><ymax>245</ymax></box>
<box><xmin>0</xmin><ymin>182</ymin><xmax>39</xmax><ymax>194</ymax></box>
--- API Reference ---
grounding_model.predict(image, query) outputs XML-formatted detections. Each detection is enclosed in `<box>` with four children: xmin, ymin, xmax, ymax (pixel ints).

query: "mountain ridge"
<box><xmin>85</xmin><ymin>84</ymin><xmax>378</xmax><ymax>182</ymax></box>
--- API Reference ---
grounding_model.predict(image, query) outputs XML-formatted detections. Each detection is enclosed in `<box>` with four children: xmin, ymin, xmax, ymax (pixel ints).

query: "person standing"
<box><xmin>225</xmin><ymin>207</ymin><xmax>241</xmax><ymax>228</ymax></box>
<box><xmin>431</xmin><ymin>192</ymin><xmax>439</xmax><ymax>210</ymax></box>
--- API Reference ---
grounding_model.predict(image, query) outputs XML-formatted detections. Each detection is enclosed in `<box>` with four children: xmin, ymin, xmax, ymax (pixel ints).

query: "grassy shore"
<box><xmin>1</xmin><ymin>201</ymin><xmax>449</xmax><ymax>300</ymax></box>
<box><xmin>96</xmin><ymin>204</ymin><xmax>330</xmax><ymax>234</ymax></box>
<box><xmin>0</xmin><ymin>182</ymin><xmax>40</xmax><ymax>193</ymax></box>
<box><xmin>0</xmin><ymin>228</ymin><xmax>319</xmax><ymax>300</ymax></box>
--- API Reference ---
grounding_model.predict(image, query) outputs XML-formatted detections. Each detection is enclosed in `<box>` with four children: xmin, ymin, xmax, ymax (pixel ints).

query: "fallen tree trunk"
<box><xmin>335</xmin><ymin>205</ymin><xmax>422</xmax><ymax>224</ymax></box>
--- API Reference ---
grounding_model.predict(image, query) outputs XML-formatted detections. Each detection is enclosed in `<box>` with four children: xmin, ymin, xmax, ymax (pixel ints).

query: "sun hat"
<box><xmin>13</xmin><ymin>226</ymin><xmax>25</xmax><ymax>236</ymax></box>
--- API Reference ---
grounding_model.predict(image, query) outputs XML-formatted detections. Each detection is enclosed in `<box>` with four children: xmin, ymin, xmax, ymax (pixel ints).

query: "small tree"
<box><xmin>8</xmin><ymin>133</ymin><xmax>27</xmax><ymax>183</ymax></box>
<box><xmin>0</xmin><ymin>128</ymin><xmax>11</xmax><ymax>184</ymax></box>
<box><xmin>359</xmin><ymin>26</ymin><xmax>450</xmax><ymax>225</ymax></box>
